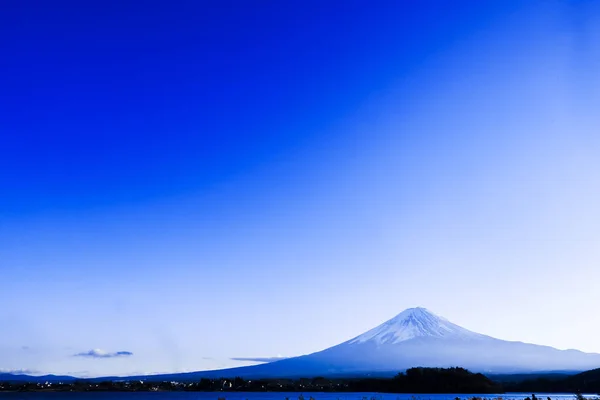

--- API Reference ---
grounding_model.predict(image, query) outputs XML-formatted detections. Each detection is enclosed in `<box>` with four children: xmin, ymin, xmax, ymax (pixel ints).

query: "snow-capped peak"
<box><xmin>348</xmin><ymin>307</ymin><xmax>484</xmax><ymax>345</ymax></box>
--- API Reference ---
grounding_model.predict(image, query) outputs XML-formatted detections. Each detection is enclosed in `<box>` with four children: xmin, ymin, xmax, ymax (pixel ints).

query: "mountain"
<box><xmin>0</xmin><ymin>373</ymin><xmax>77</xmax><ymax>383</ymax></box>
<box><xmin>128</xmin><ymin>307</ymin><xmax>600</xmax><ymax>380</ymax></box>
<box><xmin>11</xmin><ymin>308</ymin><xmax>596</xmax><ymax>383</ymax></box>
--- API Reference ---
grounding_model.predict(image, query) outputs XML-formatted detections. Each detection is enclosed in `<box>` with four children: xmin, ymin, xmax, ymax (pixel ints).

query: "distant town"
<box><xmin>2</xmin><ymin>367</ymin><xmax>600</xmax><ymax>394</ymax></box>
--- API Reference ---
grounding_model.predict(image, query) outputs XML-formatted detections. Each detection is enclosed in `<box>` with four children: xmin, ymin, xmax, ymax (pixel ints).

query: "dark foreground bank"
<box><xmin>2</xmin><ymin>367</ymin><xmax>600</xmax><ymax>394</ymax></box>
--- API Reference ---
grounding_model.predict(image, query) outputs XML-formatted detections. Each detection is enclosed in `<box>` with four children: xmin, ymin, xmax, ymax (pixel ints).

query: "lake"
<box><xmin>0</xmin><ymin>393</ymin><xmax>595</xmax><ymax>400</ymax></box>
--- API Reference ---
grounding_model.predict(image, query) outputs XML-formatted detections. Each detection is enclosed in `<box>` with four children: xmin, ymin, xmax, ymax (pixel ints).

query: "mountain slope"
<box><xmin>120</xmin><ymin>307</ymin><xmax>600</xmax><ymax>380</ymax></box>
<box><xmin>270</xmin><ymin>307</ymin><xmax>600</xmax><ymax>376</ymax></box>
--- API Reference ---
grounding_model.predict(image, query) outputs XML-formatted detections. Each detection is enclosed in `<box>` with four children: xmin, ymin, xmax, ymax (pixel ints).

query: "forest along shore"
<box><xmin>2</xmin><ymin>368</ymin><xmax>600</xmax><ymax>394</ymax></box>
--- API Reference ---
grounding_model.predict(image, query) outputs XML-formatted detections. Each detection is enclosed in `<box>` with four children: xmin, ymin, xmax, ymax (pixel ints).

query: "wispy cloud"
<box><xmin>73</xmin><ymin>349</ymin><xmax>134</xmax><ymax>359</ymax></box>
<box><xmin>230</xmin><ymin>356</ymin><xmax>288</xmax><ymax>363</ymax></box>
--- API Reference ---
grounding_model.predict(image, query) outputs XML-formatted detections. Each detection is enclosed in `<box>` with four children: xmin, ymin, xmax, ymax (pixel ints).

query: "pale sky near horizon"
<box><xmin>2</xmin><ymin>0</ymin><xmax>600</xmax><ymax>377</ymax></box>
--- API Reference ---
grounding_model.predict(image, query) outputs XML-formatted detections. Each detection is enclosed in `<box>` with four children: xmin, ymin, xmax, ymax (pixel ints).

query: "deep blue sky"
<box><xmin>1</xmin><ymin>0</ymin><xmax>509</xmax><ymax>213</ymax></box>
<box><xmin>2</xmin><ymin>0</ymin><xmax>600</xmax><ymax>377</ymax></box>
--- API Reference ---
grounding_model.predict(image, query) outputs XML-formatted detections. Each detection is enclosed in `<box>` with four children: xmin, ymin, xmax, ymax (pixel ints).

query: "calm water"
<box><xmin>0</xmin><ymin>393</ymin><xmax>596</xmax><ymax>400</ymax></box>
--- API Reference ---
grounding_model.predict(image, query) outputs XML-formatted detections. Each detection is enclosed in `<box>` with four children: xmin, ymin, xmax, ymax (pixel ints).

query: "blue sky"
<box><xmin>2</xmin><ymin>0</ymin><xmax>600</xmax><ymax>377</ymax></box>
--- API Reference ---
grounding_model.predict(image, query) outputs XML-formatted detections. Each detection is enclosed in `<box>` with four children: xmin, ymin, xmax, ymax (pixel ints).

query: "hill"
<box><xmin>0</xmin><ymin>373</ymin><xmax>77</xmax><ymax>383</ymax></box>
<box><xmin>506</xmin><ymin>367</ymin><xmax>600</xmax><ymax>393</ymax></box>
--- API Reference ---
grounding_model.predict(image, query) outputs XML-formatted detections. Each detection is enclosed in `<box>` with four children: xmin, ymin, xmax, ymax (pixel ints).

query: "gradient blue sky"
<box><xmin>2</xmin><ymin>0</ymin><xmax>600</xmax><ymax>377</ymax></box>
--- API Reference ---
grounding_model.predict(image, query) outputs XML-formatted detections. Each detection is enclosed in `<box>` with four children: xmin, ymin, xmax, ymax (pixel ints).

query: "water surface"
<box><xmin>0</xmin><ymin>393</ymin><xmax>595</xmax><ymax>400</ymax></box>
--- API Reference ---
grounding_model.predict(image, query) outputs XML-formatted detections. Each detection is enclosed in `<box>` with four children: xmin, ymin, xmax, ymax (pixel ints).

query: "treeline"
<box><xmin>0</xmin><ymin>367</ymin><xmax>501</xmax><ymax>393</ymax></box>
<box><xmin>4</xmin><ymin>367</ymin><xmax>600</xmax><ymax>393</ymax></box>
<box><xmin>503</xmin><ymin>367</ymin><xmax>600</xmax><ymax>394</ymax></box>
<box><xmin>344</xmin><ymin>368</ymin><xmax>501</xmax><ymax>393</ymax></box>
<box><xmin>394</xmin><ymin>367</ymin><xmax>502</xmax><ymax>393</ymax></box>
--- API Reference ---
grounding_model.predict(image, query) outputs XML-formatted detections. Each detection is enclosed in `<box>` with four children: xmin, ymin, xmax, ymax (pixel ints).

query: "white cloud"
<box><xmin>73</xmin><ymin>349</ymin><xmax>134</xmax><ymax>359</ymax></box>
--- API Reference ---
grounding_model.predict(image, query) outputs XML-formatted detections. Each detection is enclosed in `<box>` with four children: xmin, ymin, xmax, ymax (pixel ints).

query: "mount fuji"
<box><xmin>122</xmin><ymin>307</ymin><xmax>600</xmax><ymax>380</ymax></box>
<box><xmin>233</xmin><ymin>307</ymin><xmax>600</xmax><ymax>377</ymax></box>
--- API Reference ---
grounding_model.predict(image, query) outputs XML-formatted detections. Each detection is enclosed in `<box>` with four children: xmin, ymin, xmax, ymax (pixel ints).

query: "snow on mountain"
<box><xmin>110</xmin><ymin>307</ymin><xmax>600</xmax><ymax>381</ymax></box>
<box><xmin>348</xmin><ymin>307</ymin><xmax>487</xmax><ymax>345</ymax></box>
<box><xmin>237</xmin><ymin>307</ymin><xmax>600</xmax><ymax>376</ymax></box>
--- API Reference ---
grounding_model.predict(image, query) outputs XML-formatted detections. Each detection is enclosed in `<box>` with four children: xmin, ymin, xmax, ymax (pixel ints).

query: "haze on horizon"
<box><xmin>1</xmin><ymin>0</ymin><xmax>600</xmax><ymax>378</ymax></box>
